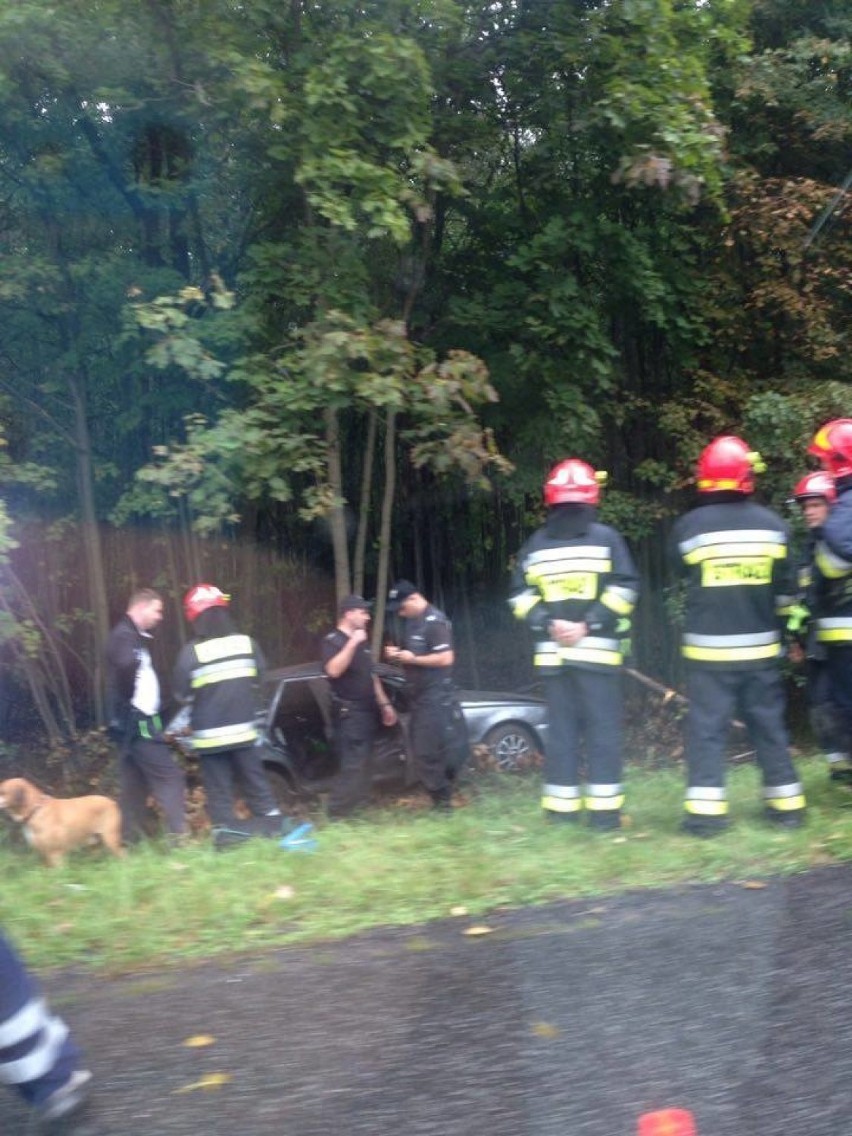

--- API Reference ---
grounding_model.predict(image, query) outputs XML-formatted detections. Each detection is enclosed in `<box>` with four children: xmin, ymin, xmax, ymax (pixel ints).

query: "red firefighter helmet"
<box><xmin>183</xmin><ymin>583</ymin><xmax>230</xmax><ymax>622</ymax></box>
<box><xmin>792</xmin><ymin>470</ymin><xmax>836</xmax><ymax>503</ymax></box>
<box><xmin>808</xmin><ymin>419</ymin><xmax>852</xmax><ymax>479</ymax></box>
<box><xmin>695</xmin><ymin>435</ymin><xmax>765</xmax><ymax>494</ymax></box>
<box><xmin>543</xmin><ymin>458</ymin><xmax>606</xmax><ymax>506</ymax></box>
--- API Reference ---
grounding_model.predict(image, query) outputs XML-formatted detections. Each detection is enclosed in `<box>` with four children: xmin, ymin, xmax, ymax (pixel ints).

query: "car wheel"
<box><xmin>264</xmin><ymin>762</ymin><xmax>310</xmax><ymax>810</ymax></box>
<box><xmin>481</xmin><ymin>723</ymin><xmax>538</xmax><ymax>772</ymax></box>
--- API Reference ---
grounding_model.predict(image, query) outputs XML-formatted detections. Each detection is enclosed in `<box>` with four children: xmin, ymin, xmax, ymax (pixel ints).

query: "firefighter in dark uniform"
<box><xmin>808</xmin><ymin>419</ymin><xmax>852</xmax><ymax>755</ymax></box>
<box><xmin>788</xmin><ymin>471</ymin><xmax>849</xmax><ymax>778</ymax></box>
<box><xmin>383</xmin><ymin>581</ymin><xmax>467</xmax><ymax>810</ymax></box>
<box><xmin>509</xmin><ymin>459</ymin><xmax>639</xmax><ymax>830</ymax></box>
<box><xmin>670</xmin><ymin>435</ymin><xmax>806</xmax><ymax>835</ymax></box>
<box><xmin>320</xmin><ymin>594</ymin><xmax>398</xmax><ymax>818</ymax></box>
<box><xmin>173</xmin><ymin>584</ymin><xmax>282</xmax><ymax>833</ymax></box>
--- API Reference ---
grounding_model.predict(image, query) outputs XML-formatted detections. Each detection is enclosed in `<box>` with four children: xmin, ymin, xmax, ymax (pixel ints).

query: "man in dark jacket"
<box><xmin>383</xmin><ymin>581</ymin><xmax>468</xmax><ymax>810</ymax></box>
<box><xmin>670</xmin><ymin>436</ymin><xmax>805</xmax><ymax>835</ymax></box>
<box><xmin>105</xmin><ymin>588</ymin><xmax>188</xmax><ymax>842</ymax></box>
<box><xmin>509</xmin><ymin>458</ymin><xmax>639</xmax><ymax>830</ymax></box>
<box><xmin>173</xmin><ymin>584</ymin><xmax>281</xmax><ymax>833</ymax></box>
<box><xmin>321</xmin><ymin>594</ymin><xmax>398</xmax><ymax>818</ymax></box>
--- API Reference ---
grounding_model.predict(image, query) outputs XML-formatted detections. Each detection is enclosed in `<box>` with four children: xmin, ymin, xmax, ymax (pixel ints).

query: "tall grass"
<box><xmin>2</xmin><ymin>757</ymin><xmax>851</xmax><ymax>974</ymax></box>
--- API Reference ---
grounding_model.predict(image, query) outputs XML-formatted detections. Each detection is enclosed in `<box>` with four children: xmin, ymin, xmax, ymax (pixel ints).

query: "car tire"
<box><xmin>481</xmin><ymin>723</ymin><xmax>538</xmax><ymax>772</ymax></box>
<box><xmin>263</xmin><ymin>762</ymin><xmax>309</xmax><ymax>810</ymax></box>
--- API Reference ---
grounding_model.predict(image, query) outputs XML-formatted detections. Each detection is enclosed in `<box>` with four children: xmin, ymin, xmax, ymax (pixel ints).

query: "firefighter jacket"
<box><xmin>670</xmin><ymin>496</ymin><xmax>796</xmax><ymax>668</ymax></box>
<box><xmin>509</xmin><ymin>505</ymin><xmax>639</xmax><ymax>673</ymax></box>
<box><xmin>173</xmin><ymin>633</ymin><xmax>265</xmax><ymax>753</ymax></box>
<box><xmin>812</xmin><ymin>479</ymin><xmax>852</xmax><ymax>646</ymax></box>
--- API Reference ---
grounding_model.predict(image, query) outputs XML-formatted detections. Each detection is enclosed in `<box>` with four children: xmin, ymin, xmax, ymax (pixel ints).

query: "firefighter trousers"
<box><xmin>684</xmin><ymin>664</ymin><xmax>805</xmax><ymax>827</ymax></box>
<box><xmin>541</xmin><ymin>668</ymin><xmax>624</xmax><ymax>824</ymax></box>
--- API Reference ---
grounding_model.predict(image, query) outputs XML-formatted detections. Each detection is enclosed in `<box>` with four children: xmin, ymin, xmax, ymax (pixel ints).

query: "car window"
<box><xmin>270</xmin><ymin>677</ymin><xmax>336</xmax><ymax>781</ymax></box>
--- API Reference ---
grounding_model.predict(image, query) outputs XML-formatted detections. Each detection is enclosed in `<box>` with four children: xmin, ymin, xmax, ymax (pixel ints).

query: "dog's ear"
<box><xmin>9</xmin><ymin>784</ymin><xmax>28</xmax><ymax>812</ymax></box>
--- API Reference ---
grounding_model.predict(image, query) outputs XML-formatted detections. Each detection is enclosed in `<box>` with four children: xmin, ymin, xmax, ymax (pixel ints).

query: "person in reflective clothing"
<box><xmin>808</xmin><ymin>419</ymin><xmax>852</xmax><ymax>757</ymax></box>
<box><xmin>670</xmin><ymin>436</ymin><xmax>805</xmax><ymax>835</ymax></box>
<box><xmin>0</xmin><ymin>931</ymin><xmax>92</xmax><ymax>1126</ymax></box>
<box><xmin>321</xmin><ymin>594</ymin><xmax>398</xmax><ymax>818</ymax></box>
<box><xmin>788</xmin><ymin>471</ymin><xmax>849</xmax><ymax>778</ymax></box>
<box><xmin>509</xmin><ymin>459</ymin><xmax>639</xmax><ymax>830</ymax></box>
<box><xmin>173</xmin><ymin>584</ymin><xmax>282</xmax><ymax>832</ymax></box>
<box><xmin>383</xmin><ymin>581</ymin><xmax>468</xmax><ymax>810</ymax></box>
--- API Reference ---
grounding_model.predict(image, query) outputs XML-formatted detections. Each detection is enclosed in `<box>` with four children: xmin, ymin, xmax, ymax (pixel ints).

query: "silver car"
<box><xmin>256</xmin><ymin>663</ymin><xmax>547</xmax><ymax>804</ymax></box>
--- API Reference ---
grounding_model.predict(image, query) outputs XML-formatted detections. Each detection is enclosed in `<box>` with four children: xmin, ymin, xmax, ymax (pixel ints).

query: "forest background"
<box><xmin>0</xmin><ymin>0</ymin><xmax>849</xmax><ymax>753</ymax></box>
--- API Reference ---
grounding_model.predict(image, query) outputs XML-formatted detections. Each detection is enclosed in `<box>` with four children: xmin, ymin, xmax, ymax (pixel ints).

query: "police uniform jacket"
<box><xmin>670</xmin><ymin>495</ymin><xmax>796</xmax><ymax>668</ymax></box>
<box><xmin>399</xmin><ymin>604</ymin><xmax>455</xmax><ymax>699</ymax></box>
<box><xmin>813</xmin><ymin>479</ymin><xmax>852</xmax><ymax>646</ymax></box>
<box><xmin>509</xmin><ymin>506</ymin><xmax>639</xmax><ymax>673</ymax></box>
<box><xmin>173</xmin><ymin>633</ymin><xmax>264</xmax><ymax>752</ymax></box>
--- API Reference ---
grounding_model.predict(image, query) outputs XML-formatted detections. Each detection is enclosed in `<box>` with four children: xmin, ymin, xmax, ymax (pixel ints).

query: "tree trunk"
<box><xmin>372</xmin><ymin>408</ymin><xmax>397</xmax><ymax>653</ymax></box>
<box><xmin>353</xmin><ymin>409</ymin><xmax>377</xmax><ymax>596</ymax></box>
<box><xmin>324</xmin><ymin>407</ymin><xmax>351</xmax><ymax>598</ymax></box>
<box><xmin>67</xmin><ymin>370</ymin><xmax>110</xmax><ymax>725</ymax></box>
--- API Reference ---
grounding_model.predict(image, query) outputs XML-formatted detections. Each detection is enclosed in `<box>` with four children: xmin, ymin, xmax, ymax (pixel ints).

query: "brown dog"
<box><xmin>0</xmin><ymin>777</ymin><xmax>124</xmax><ymax>867</ymax></box>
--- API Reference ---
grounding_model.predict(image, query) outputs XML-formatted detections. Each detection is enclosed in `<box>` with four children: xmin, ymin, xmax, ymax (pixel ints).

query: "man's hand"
<box><xmin>379</xmin><ymin>703</ymin><xmax>398</xmax><ymax>727</ymax></box>
<box><xmin>384</xmin><ymin>645</ymin><xmax>413</xmax><ymax>663</ymax></box>
<box><xmin>350</xmin><ymin>628</ymin><xmax>368</xmax><ymax>646</ymax></box>
<box><xmin>549</xmin><ymin>619</ymin><xmax>588</xmax><ymax>647</ymax></box>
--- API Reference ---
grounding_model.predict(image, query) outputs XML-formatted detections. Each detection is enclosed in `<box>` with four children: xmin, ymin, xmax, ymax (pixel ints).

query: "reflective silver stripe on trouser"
<box><xmin>684</xmin><ymin>786</ymin><xmax>729</xmax><ymax>817</ymax></box>
<box><xmin>584</xmin><ymin>783</ymin><xmax>625</xmax><ymax>812</ymax></box>
<box><xmin>763</xmin><ymin>782</ymin><xmax>806</xmax><ymax>812</ymax></box>
<box><xmin>0</xmin><ymin>997</ymin><xmax>69</xmax><ymax>1086</ymax></box>
<box><xmin>542</xmin><ymin>783</ymin><xmax>582</xmax><ymax>813</ymax></box>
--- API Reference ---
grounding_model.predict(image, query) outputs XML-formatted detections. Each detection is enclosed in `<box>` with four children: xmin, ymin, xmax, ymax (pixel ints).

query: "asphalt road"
<box><xmin>3</xmin><ymin>863</ymin><xmax>851</xmax><ymax>1136</ymax></box>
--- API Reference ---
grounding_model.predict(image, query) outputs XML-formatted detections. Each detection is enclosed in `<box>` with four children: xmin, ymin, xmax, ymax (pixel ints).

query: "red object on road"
<box><xmin>637</xmin><ymin>1108</ymin><xmax>697</xmax><ymax>1136</ymax></box>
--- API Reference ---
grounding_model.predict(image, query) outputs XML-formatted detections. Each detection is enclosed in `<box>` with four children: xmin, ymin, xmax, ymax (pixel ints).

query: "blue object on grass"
<box><xmin>279</xmin><ymin>822</ymin><xmax>317</xmax><ymax>852</ymax></box>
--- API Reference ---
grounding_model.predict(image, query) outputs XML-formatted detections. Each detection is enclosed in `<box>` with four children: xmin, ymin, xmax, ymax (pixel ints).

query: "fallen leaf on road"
<box><xmin>741</xmin><ymin>881</ymin><xmax>767</xmax><ymax>890</ymax></box>
<box><xmin>173</xmin><ymin>1073</ymin><xmax>232</xmax><ymax>1093</ymax></box>
<box><xmin>463</xmin><ymin>925</ymin><xmax>494</xmax><ymax>937</ymax></box>
<box><xmin>531</xmin><ymin>1021</ymin><xmax>560</xmax><ymax>1038</ymax></box>
<box><xmin>183</xmin><ymin>1035</ymin><xmax>216</xmax><ymax>1048</ymax></box>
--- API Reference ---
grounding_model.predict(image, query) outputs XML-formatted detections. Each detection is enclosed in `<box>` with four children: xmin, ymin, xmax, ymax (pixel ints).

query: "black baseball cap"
<box><xmin>338</xmin><ymin>594</ymin><xmax>371</xmax><ymax>615</ymax></box>
<box><xmin>387</xmin><ymin>580</ymin><xmax>419</xmax><ymax>610</ymax></box>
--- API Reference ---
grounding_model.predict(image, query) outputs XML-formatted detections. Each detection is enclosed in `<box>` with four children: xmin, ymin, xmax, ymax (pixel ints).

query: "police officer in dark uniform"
<box><xmin>384</xmin><ymin>581</ymin><xmax>467</xmax><ymax>810</ymax></box>
<box><xmin>671</xmin><ymin>435</ymin><xmax>806</xmax><ymax>835</ymax></box>
<box><xmin>321</xmin><ymin>595</ymin><xmax>397</xmax><ymax>818</ymax></box>
<box><xmin>509</xmin><ymin>459</ymin><xmax>639</xmax><ymax>830</ymax></box>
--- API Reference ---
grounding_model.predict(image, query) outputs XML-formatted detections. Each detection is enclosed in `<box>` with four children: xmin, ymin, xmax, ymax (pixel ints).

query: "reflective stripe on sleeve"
<box><xmin>814</xmin><ymin>542</ymin><xmax>852</xmax><ymax>579</ymax></box>
<box><xmin>509</xmin><ymin>589</ymin><xmax>541</xmax><ymax>619</ymax></box>
<box><xmin>599</xmin><ymin>586</ymin><xmax>637</xmax><ymax>616</ymax></box>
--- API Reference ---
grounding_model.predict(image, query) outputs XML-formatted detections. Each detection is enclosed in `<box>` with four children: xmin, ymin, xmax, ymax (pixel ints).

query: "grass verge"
<box><xmin>1</xmin><ymin>756</ymin><xmax>851</xmax><ymax>974</ymax></box>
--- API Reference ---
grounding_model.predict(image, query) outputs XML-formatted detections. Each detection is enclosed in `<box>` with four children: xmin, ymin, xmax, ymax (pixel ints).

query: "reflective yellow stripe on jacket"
<box><xmin>682</xmin><ymin>630</ymin><xmax>781</xmax><ymax>664</ymax></box>
<box><xmin>534</xmin><ymin>636</ymin><xmax>624</xmax><ymax>668</ymax></box>
<box><xmin>816</xmin><ymin>617</ymin><xmax>852</xmax><ymax>644</ymax></box>
<box><xmin>190</xmin><ymin>635</ymin><xmax>258</xmax><ymax>689</ymax></box>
